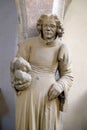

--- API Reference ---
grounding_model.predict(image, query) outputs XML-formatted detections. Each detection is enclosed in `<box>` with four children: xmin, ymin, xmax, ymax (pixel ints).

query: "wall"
<box><xmin>63</xmin><ymin>0</ymin><xmax>87</xmax><ymax>130</ymax></box>
<box><xmin>0</xmin><ymin>0</ymin><xmax>17</xmax><ymax>130</ymax></box>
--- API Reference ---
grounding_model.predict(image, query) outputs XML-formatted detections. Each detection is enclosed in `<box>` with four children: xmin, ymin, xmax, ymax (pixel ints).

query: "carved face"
<box><xmin>42</xmin><ymin>18</ymin><xmax>57</xmax><ymax>42</ymax></box>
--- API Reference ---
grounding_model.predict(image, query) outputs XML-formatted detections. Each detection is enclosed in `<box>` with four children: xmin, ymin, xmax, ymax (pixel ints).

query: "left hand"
<box><xmin>48</xmin><ymin>83</ymin><xmax>61</xmax><ymax>101</ymax></box>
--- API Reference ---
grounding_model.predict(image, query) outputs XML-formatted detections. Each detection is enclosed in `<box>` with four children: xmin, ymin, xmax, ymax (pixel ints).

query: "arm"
<box><xmin>48</xmin><ymin>44</ymin><xmax>73</xmax><ymax>100</ymax></box>
<box><xmin>10</xmin><ymin>40</ymin><xmax>32</xmax><ymax>95</ymax></box>
<box><xmin>16</xmin><ymin>40</ymin><xmax>31</xmax><ymax>60</ymax></box>
<box><xmin>57</xmin><ymin>44</ymin><xmax>73</xmax><ymax>92</ymax></box>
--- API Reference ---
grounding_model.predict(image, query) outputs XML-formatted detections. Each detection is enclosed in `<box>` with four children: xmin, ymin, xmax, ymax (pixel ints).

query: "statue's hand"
<box><xmin>14</xmin><ymin>81</ymin><xmax>31</xmax><ymax>91</ymax></box>
<box><xmin>48</xmin><ymin>83</ymin><xmax>62</xmax><ymax>100</ymax></box>
<box><xmin>14</xmin><ymin>70</ymin><xmax>32</xmax><ymax>91</ymax></box>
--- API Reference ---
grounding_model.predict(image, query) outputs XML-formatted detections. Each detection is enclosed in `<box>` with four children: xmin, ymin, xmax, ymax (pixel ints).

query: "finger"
<box><xmin>49</xmin><ymin>94</ymin><xmax>55</xmax><ymax>100</ymax></box>
<box><xmin>14</xmin><ymin>80</ymin><xmax>22</xmax><ymax>85</ymax></box>
<box><xmin>48</xmin><ymin>84</ymin><xmax>54</xmax><ymax>95</ymax></box>
<box><xmin>48</xmin><ymin>86</ymin><xmax>54</xmax><ymax>97</ymax></box>
<box><xmin>49</xmin><ymin>89</ymin><xmax>59</xmax><ymax>100</ymax></box>
<box><xmin>49</xmin><ymin>90</ymin><xmax>55</xmax><ymax>100</ymax></box>
<box><xmin>17</xmin><ymin>91</ymin><xmax>22</xmax><ymax>96</ymax></box>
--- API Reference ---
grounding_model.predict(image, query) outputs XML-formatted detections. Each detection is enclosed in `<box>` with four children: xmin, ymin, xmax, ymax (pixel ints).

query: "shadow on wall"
<box><xmin>0</xmin><ymin>89</ymin><xmax>9</xmax><ymax>130</ymax></box>
<box><xmin>65</xmin><ymin>92</ymin><xmax>87</xmax><ymax>130</ymax></box>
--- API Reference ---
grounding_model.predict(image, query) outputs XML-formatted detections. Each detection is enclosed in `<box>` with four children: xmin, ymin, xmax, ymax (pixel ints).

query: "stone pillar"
<box><xmin>15</xmin><ymin>0</ymin><xmax>72</xmax><ymax>43</ymax></box>
<box><xmin>52</xmin><ymin>0</ymin><xmax>65</xmax><ymax>23</ymax></box>
<box><xmin>25</xmin><ymin>0</ymin><xmax>53</xmax><ymax>37</ymax></box>
<box><xmin>15</xmin><ymin>0</ymin><xmax>28</xmax><ymax>42</ymax></box>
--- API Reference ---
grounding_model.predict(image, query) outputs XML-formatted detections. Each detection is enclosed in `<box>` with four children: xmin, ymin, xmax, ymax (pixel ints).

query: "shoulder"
<box><xmin>18</xmin><ymin>36</ymin><xmax>38</xmax><ymax>48</ymax></box>
<box><xmin>23</xmin><ymin>36</ymin><xmax>38</xmax><ymax>45</ymax></box>
<box><xmin>59</xmin><ymin>41</ymin><xmax>69</xmax><ymax>54</ymax></box>
<box><xmin>55</xmin><ymin>38</ymin><xmax>67</xmax><ymax>51</ymax></box>
<box><xmin>58</xmin><ymin>42</ymin><xmax>70</xmax><ymax>61</ymax></box>
<box><xmin>26</xmin><ymin>36</ymin><xmax>38</xmax><ymax>43</ymax></box>
<box><xmin>59</xmin><ymin>40</ymin><xmax>68</xmax><ymax>50</ymax></box>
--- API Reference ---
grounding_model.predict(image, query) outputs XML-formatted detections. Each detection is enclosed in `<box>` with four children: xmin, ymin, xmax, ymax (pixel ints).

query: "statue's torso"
<box><xmin>28</xmin><ymin>36</ymin><xmax>61</xmax><ymax>74</ymax></box>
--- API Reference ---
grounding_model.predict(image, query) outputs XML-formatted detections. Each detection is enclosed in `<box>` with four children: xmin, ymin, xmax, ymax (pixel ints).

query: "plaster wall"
<box><xmin>63</xmin><ymin>0</ymin><xmax>87</xmax><ymax>129</ymax></box>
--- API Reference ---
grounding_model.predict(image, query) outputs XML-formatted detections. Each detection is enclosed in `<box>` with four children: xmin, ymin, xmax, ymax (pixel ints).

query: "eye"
<box><xmin>43</xmin><ymin>24</ymin><xmax>48</xmax><ymax>28</ymax></box>
<box><xmin>50</xmin><ymin>24</ymin><xmax>56</xmax><ymax>28</ymax></box>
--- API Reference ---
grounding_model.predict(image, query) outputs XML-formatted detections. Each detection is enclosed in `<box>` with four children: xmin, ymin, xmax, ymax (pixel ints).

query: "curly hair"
<box><xmin>37</xmin><ymin>14</ymin><xmax>64</xmax><ymax>38</ymax></box>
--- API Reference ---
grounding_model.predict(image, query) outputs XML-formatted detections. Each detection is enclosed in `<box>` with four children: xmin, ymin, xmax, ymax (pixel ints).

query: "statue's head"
<box><xmin>37</xmin><ymin>14</ymin><xmax>64</xmax><ymax>41</ymax></box>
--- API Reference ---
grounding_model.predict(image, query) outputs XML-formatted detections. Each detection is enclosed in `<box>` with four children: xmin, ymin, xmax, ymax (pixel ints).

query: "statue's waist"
<box><xmin>30</xmin><ymin>64</ymin><xmax>56</xmax><ymax>75</ymax></box>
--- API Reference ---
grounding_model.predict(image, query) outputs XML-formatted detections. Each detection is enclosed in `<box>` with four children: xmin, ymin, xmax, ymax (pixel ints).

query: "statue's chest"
<box><xmin>29</xmin><ymin>45</ymin><xmax>59</xmax><ymax>66</ymax></box>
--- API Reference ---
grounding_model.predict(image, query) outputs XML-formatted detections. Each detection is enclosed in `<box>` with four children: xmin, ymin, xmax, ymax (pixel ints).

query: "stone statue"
<box><xmin>10</xmin><ymin>14</ymin><xmax>73</xmax><ymax>130</ymax></box>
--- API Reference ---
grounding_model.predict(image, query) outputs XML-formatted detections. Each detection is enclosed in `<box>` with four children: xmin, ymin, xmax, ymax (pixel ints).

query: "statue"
<box><xmin>10</xmin><ymin>14</ymin><xmax>73</xmax><ymax>130</ymax></box>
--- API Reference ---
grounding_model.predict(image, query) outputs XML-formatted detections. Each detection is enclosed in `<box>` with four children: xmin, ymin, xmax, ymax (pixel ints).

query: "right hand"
<box><xmin>14</xmin><ymin>70</ymin><xmax>32</xmax><ymax>91</ymax></box>
<box><xmin>14</xmin><ymin>81</ymin><xmax>31</xmax><ymax>91</ymax></box>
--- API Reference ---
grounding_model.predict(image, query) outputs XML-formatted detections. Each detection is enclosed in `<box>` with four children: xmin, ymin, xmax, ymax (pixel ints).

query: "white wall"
<box><xmin>63</xmin><ymin>0</ymin><xmax>87</xmax><ymax>129</ymax></box>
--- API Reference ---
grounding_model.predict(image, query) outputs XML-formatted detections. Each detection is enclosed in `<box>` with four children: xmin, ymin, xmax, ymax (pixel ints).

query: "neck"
<box><xmin>39</xmin><ymin>34</ymin><xmax>59</xmax><ymax>47</ymax></box>
<box><xmin>42</xmin><ymin>36</ymin><xmax>57</xmax><ymax>45</ymax></box>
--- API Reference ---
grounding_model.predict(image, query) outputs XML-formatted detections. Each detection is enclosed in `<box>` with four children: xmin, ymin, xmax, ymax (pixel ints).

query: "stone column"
<box><xmin>25</xmin><ymin>0</ymin><xmax>53</xmax><ymax>37</ymax></box>
<box><xmin>15</xmin><ymin>0</ymin><xmax>72</xmax><ymax>43</ymax></box>
<box><xmin>15</xmin><ymin>0</ymin><xmax>28</xmax><ymax>43</ymax></box>
<box><xmin>52</xmin><ymin>0</ymin><xmax>65</xmax><ymax>23</ymax></box>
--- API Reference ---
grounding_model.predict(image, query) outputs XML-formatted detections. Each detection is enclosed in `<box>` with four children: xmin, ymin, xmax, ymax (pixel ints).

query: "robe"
<box><xmin>11</xmin><ymin>36</ymin><xmax>73</xmax><ymax>130</ymax></box>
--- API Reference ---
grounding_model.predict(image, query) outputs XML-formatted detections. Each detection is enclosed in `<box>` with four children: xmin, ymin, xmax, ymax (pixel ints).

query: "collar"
<box><xmin>38</xmin><ymin>34</ymin><xmax>59</xmax><ymax>47</ymax></box>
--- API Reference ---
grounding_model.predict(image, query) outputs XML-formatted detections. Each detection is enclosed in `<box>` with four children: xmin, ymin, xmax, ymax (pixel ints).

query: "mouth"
<box><xmin>46</xmin><ymin>31</ymin><xmax>52</xmax><ymax>34</ymax></box>
<box><xmin>45</xmin><ymin>32</ymin><xmax>52</xmax><ymax>37</ymax></box>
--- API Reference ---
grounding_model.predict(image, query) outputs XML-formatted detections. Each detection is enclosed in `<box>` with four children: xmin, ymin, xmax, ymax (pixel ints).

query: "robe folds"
<box><xmin>11</xmin><ymin>36</ymin><xmax>73</xmax><ymax>130</ymax></box>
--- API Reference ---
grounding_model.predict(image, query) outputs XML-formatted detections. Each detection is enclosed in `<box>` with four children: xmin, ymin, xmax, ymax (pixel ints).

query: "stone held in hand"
<box><xmin>14</xmin><ymin>70</ymin><xmax>32</xmax><ymax>83</ymax></box>
<box><xmin>14</xmin><ymin>57</ymin><xmax>32</xmax><ymax>72</ymax></box>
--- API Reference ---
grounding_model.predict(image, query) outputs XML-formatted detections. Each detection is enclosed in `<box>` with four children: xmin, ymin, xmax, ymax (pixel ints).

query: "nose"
<box><xmin>46</xmin><ymin>26</ymin><xmax>50</xmax><ymax>31</ymax></box>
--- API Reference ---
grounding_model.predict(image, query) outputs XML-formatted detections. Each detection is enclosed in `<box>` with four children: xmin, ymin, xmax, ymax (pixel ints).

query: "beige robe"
<box><xmin>12</xmin><ymin>36</ymin><xmax>73</xmax><ymax>130</ymax></box>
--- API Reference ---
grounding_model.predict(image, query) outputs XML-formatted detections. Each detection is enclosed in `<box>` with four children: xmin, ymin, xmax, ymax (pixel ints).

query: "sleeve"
<box><xmin>16</xmin><ymin>40</ymin><xmax>31</xmax><ymax>61</ymax></box>
<box><xmin>57</xmin><ymin>44</ymin><xmax>73</xmax><ymax>93</ymax></box>
<box><xmin>10</xmin><ymin>40</ymin><xmax>31</xmax><ymax>94</ymax></box>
